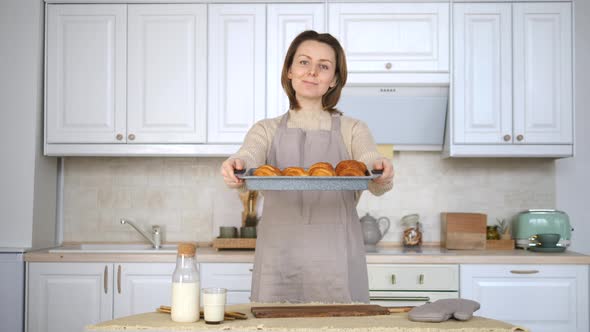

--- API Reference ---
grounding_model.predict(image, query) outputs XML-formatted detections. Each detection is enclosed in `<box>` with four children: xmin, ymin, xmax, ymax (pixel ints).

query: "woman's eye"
<box><xmin>299</xmin><ymin>60</ymin><xmax>308</xmax><ymax>65</ymax></box>
<box><xmin>321</xmin><ymin>65</ymin><xmax>329</xmax><ymax>70</ymax></box>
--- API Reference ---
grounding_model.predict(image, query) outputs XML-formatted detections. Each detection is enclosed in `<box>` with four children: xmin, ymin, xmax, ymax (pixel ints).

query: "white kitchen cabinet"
<box><xmin>200</xmin><ymin>263</ymin><xmax>253</xmax><ymax>305</ymax></box>
<box><xmin>46</xmin><ymin>4</ymin><xmax>210</xmax><ymax>153</ymax></box>
<box><xmin>329</xmin><ymin>3</ymin><xmax>449</xmax><ymax>84</ymax></box>
<box><xmin>207</xmin><ymin>4</ymin><xmax>266</xmax><ymax>143</ymax></box>
<box><xmin>112</xmin><ymin>263</ymin><xmax>175</xmax><ymax>318</ymax></box>
<box><xmin>27</xmin><ymin>262</ymin><xmax>175</xmax><ymax>332</ymax></box>
<box><xmin>46</xmin><ymin>4</ymin><xmax>127</xmax><ymax>144</ymax></box>
<box><xmin>266</xmin><ymin>4</ymin><xmax>325</xmax><ymax>119</ymax></box>
<box><xmin>460</xmin><ymin>264</ymin><xmax>589</xmax><ymax>332</ymax></box>
<box><xmin>127</xmin><ymin>5</ymin><xmax>207</xmax><ymax>144</ymax></box>
<box><xmin>450</xmin><ymin>2</ymin><xmax>573</xmax><ymax>157</ymax></box>
<box><xmin>27</xmin><ymin>263</ymin><xmax>113</xmax><ymax>332</ymax></box>
<box><xmin>512</xmin><ymin>3</ymin><xmax>573</xmax><ymax>145</ymax></box>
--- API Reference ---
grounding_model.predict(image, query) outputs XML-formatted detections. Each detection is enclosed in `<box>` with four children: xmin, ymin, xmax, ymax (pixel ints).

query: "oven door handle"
<box><xmin>370</xmin><ymin>296</ymin><xmax>430</xmax><ymax>302</ymax></box>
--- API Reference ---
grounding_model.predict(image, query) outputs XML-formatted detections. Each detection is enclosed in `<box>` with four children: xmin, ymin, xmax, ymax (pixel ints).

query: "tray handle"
<box><xmin>370</xmin><ymin>169</ymin><xmax>384</xmax><ymax>176</ymax></box>
<box><xmin>234</xmin><ymin>169</ymin><xmax>247</xmax><ymax>178</ymax></box>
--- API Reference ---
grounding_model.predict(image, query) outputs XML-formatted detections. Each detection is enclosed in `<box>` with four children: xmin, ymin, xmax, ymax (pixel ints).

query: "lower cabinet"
<box><xmin>460</xmin><ymin>264</ymin><xmax>589</xmax><ymax>332</ymax></box>
<box><xmin>200</xmin><ymin>263</ymin><xmax>253</xmax><ymax>305</ymax></box>
<box><xmin>27</xmin><ymin>262</ymin><xmax>175</xmax><ymax>332</ymax></box>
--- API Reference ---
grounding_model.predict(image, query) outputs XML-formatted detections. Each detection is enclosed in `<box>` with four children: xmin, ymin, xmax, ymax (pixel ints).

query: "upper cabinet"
<box><xmin>45</xmin><ymin>3</ymin><xmax>324</xmax><ymax>154</ymax></box>
<box><xmin>266</xmin><ymin>4</ymin><xmax>325</xmax><ymax>119</ymax></box>
<box><xmin>46</xmin><ymin>4</ymin><xmax>207</xmax><ymax>147</ymax></box>
<box><xmin>46</xmin><ymin>4</ymin><xmax>127</xmax><ymax>144</ymax></box>
<box><xmin>127</xmin><ymin>5</ymin><xmax>207</xmax><ymax>144</ymax></box>
<box><xmin>328</xmin><ymin>3</ymin><xmax>449</xmax><ymax>84</ymax></box>
<box><xmin>207</xmin><ymin>4</ymin><xmax>266</xmax><ymax>144</ymax></box>
<box><xmin>449</xmin><ymin>2</ymin><xmax>573</xmax><ymax>158</ymax></box>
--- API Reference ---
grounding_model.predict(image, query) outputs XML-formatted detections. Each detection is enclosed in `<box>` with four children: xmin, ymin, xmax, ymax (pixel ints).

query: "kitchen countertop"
<box><xmin>24</xmin><ymin>244</ymin><xmax>590</xmax><ymax>264</ymax></box>
<box><xmin>85</xmin><ymin>303</ymin><xmax>528</xmax><ymax>332</ymax></box>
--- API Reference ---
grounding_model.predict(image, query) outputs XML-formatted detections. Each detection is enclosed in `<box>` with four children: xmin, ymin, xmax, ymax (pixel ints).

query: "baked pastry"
<box><xmin>335</xmin><ymin>160</ymin><xmax>368</xmax><ymax>176</ymax></box>
<box><xmin>308</xmin><ymin>162</ymin><xmax>336</xmax><ymax>176</ymax></box>
<box><xmin>281</xmin><ymin>167</ymin><xmax>309</xmax><ymax>176</ymax></box>
<box><xmin>253</xmin><ymin>164</ymin><xmax>282</xmax><ymax>176</ymax></box>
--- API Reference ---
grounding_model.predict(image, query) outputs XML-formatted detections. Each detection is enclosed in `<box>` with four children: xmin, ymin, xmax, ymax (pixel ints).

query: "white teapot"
<box><xmin>360</xmin><ymin>213</ymin><xmax>390</xmax><ymax>252</ymax></box>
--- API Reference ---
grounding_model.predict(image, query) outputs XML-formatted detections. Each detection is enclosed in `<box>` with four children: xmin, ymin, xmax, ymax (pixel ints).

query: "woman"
<box><xmin>220</xmin><ymin>30</ymin><xmax>394</xmax><ymax>303</ymax></box>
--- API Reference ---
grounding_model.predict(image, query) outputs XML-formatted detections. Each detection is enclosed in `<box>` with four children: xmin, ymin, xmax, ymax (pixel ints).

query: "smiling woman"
<box><xmin>220</xmin><ymin>30</ymin><xmax>394</xmax><ymax>304</ymax></box>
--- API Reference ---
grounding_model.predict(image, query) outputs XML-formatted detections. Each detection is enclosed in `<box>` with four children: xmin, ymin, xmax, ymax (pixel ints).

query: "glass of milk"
<box><xmin>202</xmin><ymin>287</ymin><xmax>227</xmax><ymax>324</ymax></box>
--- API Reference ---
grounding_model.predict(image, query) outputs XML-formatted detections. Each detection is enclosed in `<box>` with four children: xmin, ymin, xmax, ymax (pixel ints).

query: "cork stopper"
<box><xmin>177</xmin><ymin>243</ymin><xmax>196</xmax><ymax>257</ymax></box>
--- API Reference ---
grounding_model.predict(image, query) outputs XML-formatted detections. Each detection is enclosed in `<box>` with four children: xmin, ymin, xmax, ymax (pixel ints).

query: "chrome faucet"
<box><xmin>120</xmin><ymin>218</ymin><xmax>161</xmax><ymax>249</ymax></box>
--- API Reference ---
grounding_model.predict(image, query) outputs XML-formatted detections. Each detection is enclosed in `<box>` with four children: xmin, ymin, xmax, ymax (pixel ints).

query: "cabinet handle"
<box><xmin>249</xmin><ymin>268</ymin><xmax>253</xmax><ymax>272</ymax></box>
<box><xmin>116</xmin><ymin>134</ymin><xmax>123</xmax><ymax>141</ymax></box>
<box><xmin>128</xmin><ymin>134</ymin><xmax>136</xmax><ymax>141</ymax></box>
<box><xmin>418</xmin><ymin>274</ymin><xmax>424</xmax><ymax>285</ymax></box>
<box><xmin>510</xmin><ymin>270</ymin><xmax>539</xmax><ymax>274</ymax></box>
<box><xmin>117</xmin><ymin>265</ymin><xmax>122</xmax><ymax>294</ymax></box>
<box><xmin>516</xmin><ymin>134</ymin><xmax>524</xmax><ymax>141</ymax></box>
<box><xmin>391</xmin><ymin>274</ymin><xmax>396</xmax><ymax>285</ymax></box>
<box><xmin>503</xmin><ymin>134</ymin><xmax>511</xmax><ymax>142</ymax></box>
<box><xmin>104</xmin><ymin>265</ymin><xmax>108</xmax><ymax>294</ymax></box>
<box><xmin>385</xmin><ymin>62</ymin><xmax>392</xmax><ymax>70</ymax></box>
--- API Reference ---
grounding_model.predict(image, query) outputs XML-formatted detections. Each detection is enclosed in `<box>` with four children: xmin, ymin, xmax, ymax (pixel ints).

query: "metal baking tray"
<box><xmin>235</xmin><ymin>169</ymin><xmax>382</xmax><ymax>191</ymax></box>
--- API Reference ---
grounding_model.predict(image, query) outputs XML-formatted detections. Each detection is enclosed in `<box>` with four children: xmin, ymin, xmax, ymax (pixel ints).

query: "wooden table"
<box><xmin>86</xmin><ymin>303</ymin><xmax>529</xmax><ymax>332</ymax></box>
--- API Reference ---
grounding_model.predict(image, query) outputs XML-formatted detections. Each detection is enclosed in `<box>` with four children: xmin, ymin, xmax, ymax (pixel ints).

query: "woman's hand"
<box><xmin>221</xmin><ymin>158</ymin><xmax>245</xmax><ymax>189</ymax></box>
<box><xmin>372</xmin><ymin>158</ymin><xmax>394</xmax><ymax>185</ymax></box>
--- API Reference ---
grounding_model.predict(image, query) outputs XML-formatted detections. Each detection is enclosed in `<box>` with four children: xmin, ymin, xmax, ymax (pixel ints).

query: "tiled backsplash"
<box><xmin>63</xmin><ymin>153</ymin><xmax>555</xmax><ymax>243</ymax></box>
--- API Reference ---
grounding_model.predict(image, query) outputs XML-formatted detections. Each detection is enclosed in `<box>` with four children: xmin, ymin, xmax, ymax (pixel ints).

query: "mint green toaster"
<box><xmin>512</xmin><ymin>209</ymin><xmax>573</xmax><ymax>249</ymax></box>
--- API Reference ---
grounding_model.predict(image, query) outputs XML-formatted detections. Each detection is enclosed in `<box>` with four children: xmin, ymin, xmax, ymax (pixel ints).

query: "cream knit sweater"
<box><xmin>231</xmin><ymin>109</ymin><xmax>393</xmax><ymax>196</ymax></box>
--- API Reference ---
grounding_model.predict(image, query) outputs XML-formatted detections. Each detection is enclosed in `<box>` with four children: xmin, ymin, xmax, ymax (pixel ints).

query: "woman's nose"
<box><xmin>308</xmin><ymin>66</ymin><xmax>318</xmax><ymax>76</ymax></box>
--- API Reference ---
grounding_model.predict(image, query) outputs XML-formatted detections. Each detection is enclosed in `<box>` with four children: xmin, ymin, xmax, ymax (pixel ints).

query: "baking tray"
<box><xmin>235</xmin><ymin>169</ymin><xmax>382</xmax><ymax>191</ymax></box>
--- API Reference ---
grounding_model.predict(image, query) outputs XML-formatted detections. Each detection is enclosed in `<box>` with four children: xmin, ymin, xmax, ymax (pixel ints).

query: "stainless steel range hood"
<box><xmin>337</xmin><ymin>85</ymin><xmax>448</xmax><ymax>151</ymax></box>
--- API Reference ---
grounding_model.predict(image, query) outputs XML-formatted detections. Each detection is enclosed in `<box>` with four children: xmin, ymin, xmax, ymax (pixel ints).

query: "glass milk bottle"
<box><xmin>171</xmin><ymin>243</ymin><xmax>200</xmax><ymax>322</ymax></box>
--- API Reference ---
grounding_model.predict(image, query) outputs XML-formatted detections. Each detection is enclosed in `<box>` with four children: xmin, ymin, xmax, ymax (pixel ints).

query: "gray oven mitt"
<box><xmin>408</xmin><ymin>299</ymin><xmax>480</xmax><ymax>322</ymax></box>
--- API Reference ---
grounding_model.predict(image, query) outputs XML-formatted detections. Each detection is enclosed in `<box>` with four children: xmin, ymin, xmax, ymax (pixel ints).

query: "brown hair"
<box><xmin>281</xmin><ymin>30</ymin><xmax>347</xmax><ymax>114</ymax></box>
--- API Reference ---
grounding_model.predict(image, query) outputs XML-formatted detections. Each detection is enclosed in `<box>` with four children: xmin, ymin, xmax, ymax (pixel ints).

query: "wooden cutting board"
<box><xmin>251</xmin><ymin>305</ymin><xmax>407</xmax><ymax>318</ymax></box>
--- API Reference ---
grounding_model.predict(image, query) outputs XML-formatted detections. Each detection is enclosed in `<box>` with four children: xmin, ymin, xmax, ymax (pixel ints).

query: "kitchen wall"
<box><xmin>0</xmin><ymin>0</ymin><xmax>58</xmax><ymax>249</ymax></box>
<box><xmin>63</xmin><ymin>154</ymin><xmax>555</xmax><ymax>244</ymax></box>
<box><xmin>556</xmin><ymin>0</ymin><xmax>590</xmax><ymax>254</ymax></box>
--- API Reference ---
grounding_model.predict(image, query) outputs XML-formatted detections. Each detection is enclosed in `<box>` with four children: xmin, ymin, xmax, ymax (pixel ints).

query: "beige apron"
<box><xmin>250</xmin><ymin>112</ymin><xmax>369</xmax><ymax>303</ymax></box>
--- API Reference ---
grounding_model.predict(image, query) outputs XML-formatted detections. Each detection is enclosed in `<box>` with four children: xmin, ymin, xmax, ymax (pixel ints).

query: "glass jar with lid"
<box><xmin>401</xmin><ymin>214</ymin><xmax>422</xmax><ymax>247</ymax></box>
<box><xmin>171</xmin><ymin>243</ymin><xmax>200</xmax><ymax>322</ymax></box>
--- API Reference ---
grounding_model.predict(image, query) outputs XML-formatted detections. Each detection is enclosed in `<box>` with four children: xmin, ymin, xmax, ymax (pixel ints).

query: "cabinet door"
<box><xmin>329</xmin><ymin>3</ymin><xmax>449</xmax><ymax>73</ymax></box>
<box><xmin>513</xmin><ymin>3</ymin><xmax>573</xmax><ymax>144</ymax></box>
<box><xmin>266</xmin><ymin>4</ymin><xmax>325</xmax><ymax>119</ymax></box>
<box><xmin>460</xmin><ymin>264</ymin><xmax>589</xmax><ymax>332</ymax></box>
<box><xmin>453</xmin><ymin>3</ymin><xmax>512</xmax><ymax>144</ymax></box>
<box><xmin>201</xmin><ymin>263</ymin><xmax>253</xmax><ymax>304</ymax></box>
<box><xmin>208</xmin><ymin>4</ymin><xmax>266</xmax><ymax>143</ymax></box>
<box><xmin>27</xmin><ymin>263</ymin><xmax>113</xmax><ymax>332</ymax></box>
<box><xmin>113</xmin><ymin>263</ymin><xmax>175</xmax><ymax>318</ymax></box>
<box><xmin>46</xmin><ymin>5</ymin><xmax>126</xmax><ymax>143</ymax></box>
<box><xmin>127</xmin><ymin>5</ymin><xmax>207</xmax><ymax>144</ymax></box>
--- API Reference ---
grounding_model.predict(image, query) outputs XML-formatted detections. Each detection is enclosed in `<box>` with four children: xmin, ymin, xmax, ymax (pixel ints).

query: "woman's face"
<box><xmin>287</xmin><ymin>40</ymin><xmax>337</xmax><ymax>102</ymax></box>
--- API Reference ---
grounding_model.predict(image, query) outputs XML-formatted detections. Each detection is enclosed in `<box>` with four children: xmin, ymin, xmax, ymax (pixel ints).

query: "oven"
<box><xmin>368</xmin><ymin>264</ymin><xmax>459</xmax><ymax>307</ymax></box>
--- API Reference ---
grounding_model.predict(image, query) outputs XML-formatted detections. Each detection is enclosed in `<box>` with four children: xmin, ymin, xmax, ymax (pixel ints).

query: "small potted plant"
<box><xmin>496</xmin><ymin>218</ymin><xmax>511</xmax><ymax>240</ymax></box>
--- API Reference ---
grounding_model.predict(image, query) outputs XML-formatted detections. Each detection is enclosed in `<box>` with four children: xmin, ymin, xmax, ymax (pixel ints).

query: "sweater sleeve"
<box><xmin>349</xmin><ymin>120</ymin><xmax>394</xmax><ymax>197</ymax></box>
<box><xmin>230</xmin><ymin>119</ymin><xmax>275</xmax><ymax>169</ymax></box>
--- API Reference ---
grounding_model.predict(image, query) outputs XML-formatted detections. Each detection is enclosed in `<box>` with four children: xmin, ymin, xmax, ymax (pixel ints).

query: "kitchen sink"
<box><xmin>48</xmin><ymin>243</ymin><xmax>178</xmax><ymax>254</ymax></box>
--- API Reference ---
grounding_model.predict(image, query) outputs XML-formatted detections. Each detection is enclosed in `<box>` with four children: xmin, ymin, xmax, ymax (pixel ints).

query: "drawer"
<box><xmin>368</xmin><ymin>264</ymin><xmax>458</xmax><ymax>291</ymax></box>
<box><xmin>200</xmin><ymin>263</ymin><xmax>253</xmax><ymax>291</ymax></box>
